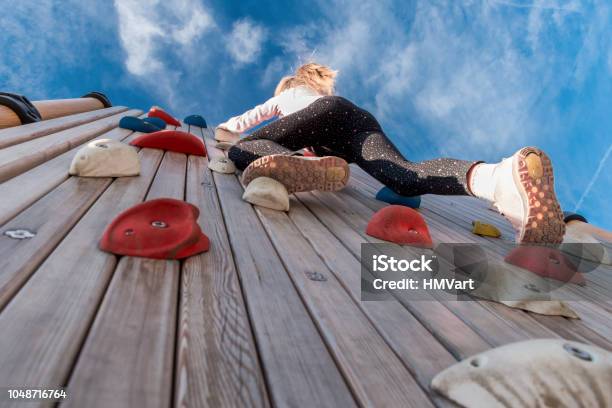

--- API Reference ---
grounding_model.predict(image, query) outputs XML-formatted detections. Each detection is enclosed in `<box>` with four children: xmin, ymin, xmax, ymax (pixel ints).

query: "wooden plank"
<box><xmin>254</xmin><ymin>203</ymin><xmax>434</xmax><ymax>407</ymax></box>
<box><xmin>64</xmin><ymin>258</ymin><xmax>178</xmax><ymax>408</ymax></box>
<box><xmin>346</xmin><ymin>168</ymin><xmax>612</xmax><ymax>348</ymax></box>
<box><xmin>332</xmin><ymin>183</ymin><xmax>559</xmax><ymax>343</ymax></box>
<box><xmin>0</xmin><ymin>105</ymin><xmax>22</xmax><ymax>129</ymax></box>
<box><xmin>0</xmin><ymin>177</ymin><xmax>112</xmax><ymax>310</ymax></box>
<box><xmin>0</xmin><ymin>106</ymin><xmax>128</xmax><ymax>149</ymax></box>
<box><xmin>287</xmin><ymin>194</ymin><xmax>456</xmax><ymax>406</ymax></box>
<box><xmin>32</xmin><ymin>97</ymin><xmax>106</xmax><ymax>121</ymax></box>
<box><xmin>0</xmin><ymin>116</ymin><xmax>141</xmax><ymax>226</ymax></box>
<box><xmin>295</xmin><ymin>191</ymin><xmax>491</xmax><ymax>360</ymax></box>
<box><xmin>0</xmin><ymin>148</ymin><xmax>163</xmax><ymax>406</ymax></box>
<box><xmin>306</xmin><ymin>188</ymin><xmax>539</xmax><ymax>347</ymax></box>
<box><xmin>204</xmin><ymin>136</ymin><xmax>357</xmax><ymax>407</ymax></box>
<box><xmin>415</xmin><ymin>194</ymin><xmax>612</xmax><ymax>344</ymax></box>
<box><xmin>0</xmin><ymin>125</ymin><xmax>144</xmax><ymax>308</ymax></box>
<box><xmin>424</xmin><ymin>194</ymin><xmax>612</xmax><ymax>302</ymax></box>
<box><xmin>204</xmin><ymin>138</ymin><xmax>433</xmax><ymax>407</ymax></box>
<box><xmin>174</xmin><ymin>154</ymin><xmax>269</xmax><ymax>407</ymax></box>
<box><xmin>0</xmin><ymin>108</ymin><xmax>141</xmax><ymax>182</ymax></box>
<box><xmin>65</xmin><ymin>151</ymin><xmax>186</xmax><ymax>408</ymax></box>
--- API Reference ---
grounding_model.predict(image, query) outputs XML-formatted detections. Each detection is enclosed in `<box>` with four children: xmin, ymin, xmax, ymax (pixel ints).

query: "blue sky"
<box><xmin>2</xmin><ymin>0</ymin><xmax>611</xmax><ymax>229</ymax></box>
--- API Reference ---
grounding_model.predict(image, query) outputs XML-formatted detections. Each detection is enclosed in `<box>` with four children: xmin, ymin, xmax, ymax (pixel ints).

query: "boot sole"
<box><xmin>513</xmin><ymin>147</ymin><xmax>565</xmax><ymax>244</ymax></box>
<box><xmin>242</xmin><ymin>155</ymin><xmax>350</xmax><ymax>194</ymax></box>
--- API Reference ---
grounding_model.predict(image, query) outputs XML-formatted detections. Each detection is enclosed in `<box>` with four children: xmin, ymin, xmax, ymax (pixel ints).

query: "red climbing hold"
<box><xmin>303</xmin><ymin>148</ymin><xmax>317</xmax><ymax>157</ymax></box>
<box><xmin>130</xmin><ymin>130</ymin><xmax>207</xmax><ymax>156</ymax></box>
<box><xmin>366</xmin><ymin>205</ymin><xmax>433</xmax><ymax>248</ymax></box>
<box><xmin>100</xmin><ymin>198</ymin><xmax>210</xmax><ymax>259</ymax></box>
<box><xmin>504</xmin><ymin>245</ymin><xmax>585</xmax><ymax>285</ymax></box>
<box><xmin>148</xmin><ymin>106</ymin><xmax>181</xmax><ymax>127</ymax></box>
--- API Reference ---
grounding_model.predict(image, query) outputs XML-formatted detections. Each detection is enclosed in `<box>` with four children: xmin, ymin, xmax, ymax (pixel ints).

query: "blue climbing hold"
<box><xmin>143</xmin><ymin>117</ymin><xmax>166</xmax><ymax>129</ymax></box>
<box><xmin>119</xmin><ymin>116</ymin><xmax>161</xmax><ymax>133</ymax></box>
<box><xmin>184</xmin><ymin>114</ymin><xmax>207</xmax><ymax>128</ymax></box>
<box><xmin>375</xmin><ymin>187</ymin><xmax>421</xmax><ymax>209</ymax></box>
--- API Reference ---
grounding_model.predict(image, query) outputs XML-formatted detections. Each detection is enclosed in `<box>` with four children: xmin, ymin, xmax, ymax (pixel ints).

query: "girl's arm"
<box><xmin>218</xmin><ymin>96</ymin><xmax>280</xmax><ymax>133</ymax></box>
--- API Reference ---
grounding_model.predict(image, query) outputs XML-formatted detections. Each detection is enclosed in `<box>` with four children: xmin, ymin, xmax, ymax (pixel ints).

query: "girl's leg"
<box><xmin>229</xmin><ymin>96</ymin><xmax>375</xmax><ymax>170</ymax></box>
<box><xmin>338</xmin><ymin>130</ymin><xmax>476</xmax><ymax>196</ymax></box>
<box><xmin>228</xmin><ymin>136</ymin><xmax>293</xmax><ymax>170</ymax></box>
<box><xmin>335</xmin><ymin>130</ymin><xmax>564</xmax><ymax>243</ymax></box>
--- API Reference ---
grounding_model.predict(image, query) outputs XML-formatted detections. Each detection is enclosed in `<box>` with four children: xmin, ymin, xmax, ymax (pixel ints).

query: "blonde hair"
<box><xmin>274</xmin><ymin>75</ymin><xmax>297</xmax><ymax>96</ymax></box>
<box><xmin>273</xmin><ymin>63</ymin><xmax>338</xmax><ymax>96</ymax></box>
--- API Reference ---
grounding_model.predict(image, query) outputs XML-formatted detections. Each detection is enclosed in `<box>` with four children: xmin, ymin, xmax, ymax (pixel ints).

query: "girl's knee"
<box><xmin>228</xmin><ymin>145</ymin><xmax>251</xmax><ymax>170</ymax></box>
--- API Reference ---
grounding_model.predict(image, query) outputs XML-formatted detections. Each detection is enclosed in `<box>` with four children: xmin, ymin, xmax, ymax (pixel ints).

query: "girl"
<box><xmin>217</xmin><ymin>63</ymin><xmax>565</xmax><ymax>244</ymax></box>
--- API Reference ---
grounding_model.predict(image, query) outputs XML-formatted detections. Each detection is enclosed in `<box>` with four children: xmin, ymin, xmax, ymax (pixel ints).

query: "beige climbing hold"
<box><xmin>433</xmin><ymin>244</ymin><xmax>578</xmax><ymax>318</ymax></box>
<box><xmin>499</xmin><ymin>300</ymin><xmax>578</xmax><ymax>318</ymax></box>
<box><xmin>69</xmin><ymin>139</ymin><xmax>140</xmax><ymax>178</ymax></box>
<box><xmin>209</xmin><ymin>157</ymin><xmax>236</xmax><ymax>174</ymax></box>
<box><xmin>471</xmin><ymin>260</ymin><xmax>579</xmax><ymax>318</ymax></box>
<box><xmin>215</xmin><ymin>127</ymin><xmax>240</xmax><ymax>143</ymax></box>
<box><xmin>215</xmin><ymin>141</ymin><xmax>235</xmax><ymax>151</ymax></box>
<box><xmin>432</xmin><ymin>339</ymin><xmax>612</xmax><ymax>408</ymax></box>
<box><xmin>562</xmin><ymin>221</ymin><xmax>611</xmax><ymax>266</ymax></box>
<box><xmin>242</xmin><ymin>177</ymin><xmax>290</xmax><ymax>211</ymax></box>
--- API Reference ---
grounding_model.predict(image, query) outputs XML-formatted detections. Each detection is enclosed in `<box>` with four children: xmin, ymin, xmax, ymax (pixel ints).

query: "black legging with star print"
<box><xmin>228</xmin><ymin>96</ymin><xmax>475</xmax><ymax>196</ymax></box>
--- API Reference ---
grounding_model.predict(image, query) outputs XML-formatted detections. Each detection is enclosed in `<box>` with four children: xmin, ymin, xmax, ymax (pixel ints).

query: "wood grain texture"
<box><xmin>416</xmin><ymin>193</ymin><xmax>612</xmax><ymax>348</ymax></box>
<box><xmin>65</xmin><ymin>151</ymin><xmax>186</xmax><ymax>408</ymax></box>
<box><xmin>204</xmin><ymin>136</ymin><xmax>357</xmax><ymax>408</ymax></box>
<box><xmin>330</xmin><ymin>184</ymin><xmax>549</xmax><ymax>345</ymax></box>
<box><xmin>33</xmin><ymin>98</ymin><xmax>105</xmax><ymax>120</ymax></box>
<box><xmin>0</xmin><ymin>108</ymin><xmax>141</xmax><ymax>182</ymax></box>
<box><xmin>254</xmin><ymin>201</ymin><xmax>434</xmax><ymax>407</ymax></box>
<box><xmin>288</xmin><ymin>194</ymin><xmax>456</xmax><ymax>406</ymax></box>
<box><xmin>204</xmin><ymin>136</ymin><xmax>433</xmax><ymax>407</ymax></box>
<box><xmin>64</xmin><ymin>258</ymin><xmax>179</xmax><ymax>408</ymax></box>
<box><xmin>0</xmin><ymin>116</ymin><xmax>142</xmax><ymax>227</ymax></box>
<box><xmin>0</xmin><ymin>148</ymin><xmax>163</xmax><ymax>408</ymax></box>
<box><xmin>302</xmin><ymin>189</ymin><xmax>491</xmax><ymax>359</ymax></box>
<box><xmin>0</xmin><ymin>106</ymin><xmax>128</xmax><ymax>149</ymax></box>
<box><xmin>174</xmin><ymin>155</ymin><xmax>269</xmax><ymax>407</ymax></box>
<box><xmin>0</xmin><ymin>105</ymin><xmax>22</xmax><ymax>129</ymax></box>
<box><xmin>343</xmin><ymin>188</ymin><xmax>553</xmax><ymax>344</ymax></box>
<box><xmin>0</xmin><ymin>176</ymin><xmax>112</xmax><ymax>310</ymax></box>
<box><xmin>348</xmin><ymin>165</ymin><xmax>612</xmax><ymax>349</ymax></box>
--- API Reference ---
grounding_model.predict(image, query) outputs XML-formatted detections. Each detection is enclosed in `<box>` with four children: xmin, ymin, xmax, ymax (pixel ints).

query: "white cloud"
<box><xmin>111</xmin><ymin>0</ymin><xmax>216</xmax><ymax>111</ymax></box>
<box><xmin>277</xmin><ymin>0</ymin><xmax>608</xmax><ymax>159</ymax></box>
<box><xmin>226</xmin><ymin>19</ymin><xmax>267</xmax><ymax>65</ymax></box>
<box><xmin>113</xmin><ymin>0</ymin><xmax>214</xmax><ymax>76</ymax></box>
<box><xmin>0</xmin><ymin>1</ymin><xmax>94</xmax><ymax>98</ymax></box>
<box><xmin>170</xmin><ymin>2</ymin><xmax>214</xmax><ymax>45</ymax></box>
<box><xmin>114</xmin><ymin>0</ymin><xmax>165</xmax><ymax>76</ymax></box>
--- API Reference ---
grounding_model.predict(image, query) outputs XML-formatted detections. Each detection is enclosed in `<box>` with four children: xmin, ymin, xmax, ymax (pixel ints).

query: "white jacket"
<box><xmin>218</xmin><ymin>86</ymin><xmax>322</xmax><ymax>133</ymax></box>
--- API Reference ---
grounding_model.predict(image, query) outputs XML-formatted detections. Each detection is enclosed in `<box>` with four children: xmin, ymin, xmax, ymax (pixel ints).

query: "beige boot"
<box><xmin>242</xmin><ymin>154</ymin><xmax>349</xmax><ymax>194</ymax></box>
<box><xmin>470</xmin><ymin>147</ymin><xmax>565</xmax><ymax>244</ymax></box>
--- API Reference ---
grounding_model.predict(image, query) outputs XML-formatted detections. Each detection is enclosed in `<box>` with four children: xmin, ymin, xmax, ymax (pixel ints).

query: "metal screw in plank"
<box><xmin>3</xmin><ymin>229</ymin><xmax>36</xmax><ymax>239</ymax></box>
<box><xmin>523</xmin><ymin>283</ymin><xmax>541</xmax><ymax>293</ymax></box>
<box><xmin>563</xmin><ymin>343</ymin><xmax>592</xmax><ymax>361</ymax></box>
<box><xmin>305</xmin><ymin>271</ymin><xmax>327</xmax><ymax>282</ymax></box>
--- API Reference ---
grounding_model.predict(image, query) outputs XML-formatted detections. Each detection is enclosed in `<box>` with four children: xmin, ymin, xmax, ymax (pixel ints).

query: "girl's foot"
<box><xmin>242</xmin><ymin>154</ymin><xmax>349</xmax><ymax>194</ymax></box>
<box><xmin>470</xmin><ymin>147</ymin><xmax>565</xmax><ymax>244</ymax></box>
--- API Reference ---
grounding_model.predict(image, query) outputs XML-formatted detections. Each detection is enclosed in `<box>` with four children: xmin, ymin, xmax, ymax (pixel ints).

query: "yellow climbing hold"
<box><xmin>472</xmin><ymin>221</ymin><xmax>501</xmax><ymax>238</ymax></box>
